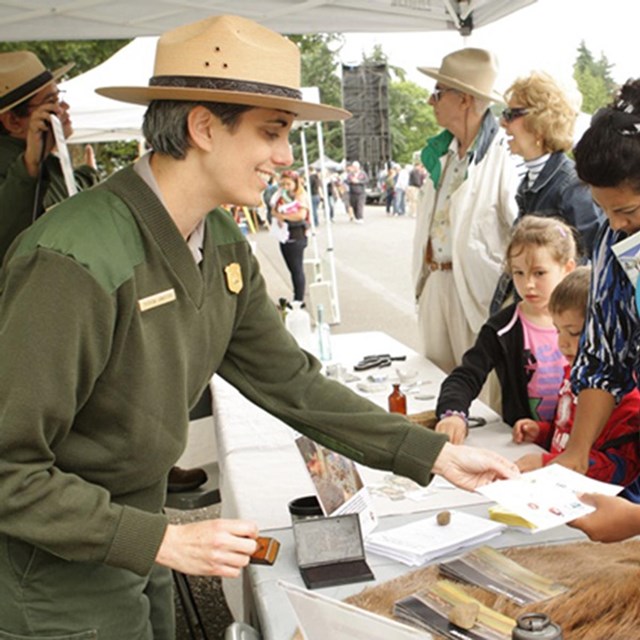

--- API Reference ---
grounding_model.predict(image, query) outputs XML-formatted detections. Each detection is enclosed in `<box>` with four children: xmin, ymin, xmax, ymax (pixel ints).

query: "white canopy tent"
<box><xmin>60</xmin><ymin>37</ymin><xmax>154</xmax><ymax>143</ymax></box>
<box><xmin>0</xmin><ymin>1</ymin><xmax>535</xmax><ymax>41</ymax></box>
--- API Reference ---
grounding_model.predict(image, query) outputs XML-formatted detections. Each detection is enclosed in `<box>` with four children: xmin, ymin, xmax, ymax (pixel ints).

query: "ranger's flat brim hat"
<box><xmin>97</xmin><ymin>15</ymin><xmax>350</xmax><ymax>123</ymax></box>
<box><xmin>418</xmin><ymin>47</ymin><xmax>503</xmax><ymax>103</ymax></box>
<box><xmin>0</xmin><ymin>51</ymin><xmax>73</xmax><ymax>114</ymax></box>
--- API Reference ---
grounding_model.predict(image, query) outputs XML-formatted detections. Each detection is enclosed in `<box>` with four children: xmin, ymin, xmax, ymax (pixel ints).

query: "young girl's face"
<box><xmin>280</xmin><ymin>176</ymin><xmax>296</xmax><ymax>194</ymax></box>
<box><xmin>591</xmin><ymin>183</ymin><xmax>640</xmax><ymax>235</ymax></box>
<box><xmin>510</xmin><ymin>245</ymin><xmax>574</xmax><ymax>312</ymax></box>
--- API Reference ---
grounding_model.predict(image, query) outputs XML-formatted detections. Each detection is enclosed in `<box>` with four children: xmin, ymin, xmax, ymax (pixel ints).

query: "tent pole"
<box><xmin>299</xmin><ymin>127</ymin><xmax>320</xmax><ymax>263</ymax></box>
<box><xmin>316</xmin><ymin>120</ymin><xmax>340</xmax><ymax>324</ymax></box>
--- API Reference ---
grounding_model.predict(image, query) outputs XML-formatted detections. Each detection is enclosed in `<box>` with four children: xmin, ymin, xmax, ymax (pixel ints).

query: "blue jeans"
<box><xmin>311</xmin><ymin>195</ymin><xmax>321</xmax><ymax>226</ymax></box>
<box><xmin>393</xmin><ymin>188</ymin><xmax>406</xmax><ymax>215</ymax></box>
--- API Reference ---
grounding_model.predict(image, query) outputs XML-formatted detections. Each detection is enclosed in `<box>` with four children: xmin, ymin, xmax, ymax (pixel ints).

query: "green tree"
<box><xmin>0</xmin><ymin>40</ymin><xmax>128</xmax><ymax>76</ymax></box>
<box><xmin>0</xmin><ymin>39</ymin><xmax>139</xmax><ymax>174</ymax></box>
<box><xmin>288</xmin><ymin>33</ymin><xmax>345</xmax><ymax>165</ymax></box>
<box><xmin>573</xmin><ymin>40</ymin><xmax>616</xmax><ymax>114</ymax></box>
<box><xmin>389</xmin><ymin>80</ymin><xmax>438</xmax><ymax>164</ymax></box>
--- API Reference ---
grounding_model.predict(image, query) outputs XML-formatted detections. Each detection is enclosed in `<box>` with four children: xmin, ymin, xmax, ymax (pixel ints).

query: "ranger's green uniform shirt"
<box><xmin>0</xmin><ymin>166</ymin><xmax>447</xmax><ymax>577</ymax></box>
<box><xmin>0</xmin><ymin>135</ymin><xmax>99</xmax><ymax>262</ymax></box>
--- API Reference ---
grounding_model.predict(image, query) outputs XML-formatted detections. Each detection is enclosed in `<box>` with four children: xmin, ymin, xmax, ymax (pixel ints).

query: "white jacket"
<box><xmin>412</xmin><ymin>123</ymin><xmax>519</xmax><ymax>334</ymax></box>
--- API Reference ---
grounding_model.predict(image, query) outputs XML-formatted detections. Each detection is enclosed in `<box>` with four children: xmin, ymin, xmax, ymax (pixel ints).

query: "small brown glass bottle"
<box><xmin>388</xmin><ymin>383</ymin><xmax>407</xmax><ymax>415</ymax></box>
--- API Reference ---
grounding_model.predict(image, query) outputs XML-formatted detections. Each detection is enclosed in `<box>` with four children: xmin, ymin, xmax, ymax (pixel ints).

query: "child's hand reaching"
<box><xmin>435</xmin><ymin>416</ymin><xmax>468</xmax><ymax>445</ymax></box>
<box><xmin>512</xmin><ymin>419</ymin><xmax>540</xmax><ymax>444</ymax></box>
<box><xmin>515</xmin><ymin>452</ymin><xmax>543</xmax><ymax>473</ymax></box>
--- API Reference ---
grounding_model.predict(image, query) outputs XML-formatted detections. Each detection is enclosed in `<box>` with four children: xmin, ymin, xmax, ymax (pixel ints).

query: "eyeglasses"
<box><xmin>28</xmin><ymin>89</ymin><xmax>67</xmax><ymax>111</ymax></box>
<box><xmin>431</xmin><ymin>86</ymin><xmax>458</xmax><ymax>102</ymax></box>
<box><xmin>501</xmin><ymin>107</ymin><xmax>529</xmax><ymax>123</ymax></box>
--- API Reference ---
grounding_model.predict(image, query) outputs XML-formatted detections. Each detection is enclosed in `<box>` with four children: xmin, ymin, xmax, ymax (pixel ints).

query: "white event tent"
<box><xmin>0</xmin><ymin>1</ymin><xmax>535</xmax><ymax>41</ymax></box>
<box><xmin>60</xmin><ymin>37</ymin><xmax>155</xmax><ymax>144</ymax></box>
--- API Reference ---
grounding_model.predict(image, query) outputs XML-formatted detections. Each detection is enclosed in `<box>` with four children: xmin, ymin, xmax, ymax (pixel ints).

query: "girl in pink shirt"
<box><xmin>435</xmin><ymin>215</ymin><xmax>577</xmax><ymax>444</ymax></box>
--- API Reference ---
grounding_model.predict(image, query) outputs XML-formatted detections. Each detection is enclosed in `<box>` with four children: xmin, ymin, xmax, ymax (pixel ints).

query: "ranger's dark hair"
<box><xmin>0</xmin><ymin>97</ymin><xmax>34</xmax><ymax>136</ymax></box>
<box><xmin>574</xmin><ymin>78</ymin><xmax>640</xmax><ymax>193</ymax></box>
<box><xmin>142</xmin><ymin>101</ymin><xmax>254</xmax><ymax>159</ymax></box>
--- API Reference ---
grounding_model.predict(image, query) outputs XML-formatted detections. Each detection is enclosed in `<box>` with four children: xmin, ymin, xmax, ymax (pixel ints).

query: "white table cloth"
<box><xmin>212</xmin><ymin>331</ymin><xmax>542</xmax><ymax>621</ymax></box>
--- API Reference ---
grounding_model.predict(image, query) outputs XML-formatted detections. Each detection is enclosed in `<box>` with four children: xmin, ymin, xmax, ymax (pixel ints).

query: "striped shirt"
<box><xmin>524</xmin><ymin>154</ymin><xmax>550</xmax><ymax>189</ymax></box>
<box><xmin>571</xmin><ymin>224</ymin><xmax>640</xmax><ymax>400</ymax></box>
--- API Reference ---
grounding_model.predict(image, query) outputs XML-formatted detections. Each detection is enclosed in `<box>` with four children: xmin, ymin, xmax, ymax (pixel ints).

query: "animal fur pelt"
<box><xmin>347</xmin><ymin>540</ymin><xmax>640</xmax><ymax>640</ymax></box>
<box><xmin>291</xmin><ymin>540</ymin><xmax>640</xmax><ymax>640</ymax></box>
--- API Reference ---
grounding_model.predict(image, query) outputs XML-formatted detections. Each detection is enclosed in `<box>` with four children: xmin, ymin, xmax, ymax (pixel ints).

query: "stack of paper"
<box><xmin>488</xmin><ymin>505</ymin><xmax>538</xmax><ymax>532</ymax></box>
<box><xmin>365</xmin><ymin>510</ymin><xmax>505</xmax><ymax>566</ymax></box>
<box><xmin>477</xmin><ymin>465</ymin><xmax>623</xmax><ymax>533</ymax></box>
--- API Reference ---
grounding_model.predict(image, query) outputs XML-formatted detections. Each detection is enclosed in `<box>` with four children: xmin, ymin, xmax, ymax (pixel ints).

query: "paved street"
<box><xmin>253</xmin><ymin>202</ymin><xmax>420</xmax><ymax>351</ymax></box>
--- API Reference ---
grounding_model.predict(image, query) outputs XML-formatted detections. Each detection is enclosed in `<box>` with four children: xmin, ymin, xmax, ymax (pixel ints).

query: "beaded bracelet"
<box><xmin>438</xmin><ymin>409</ymin><xmax>469</xmax><ymax>427</ymax></box>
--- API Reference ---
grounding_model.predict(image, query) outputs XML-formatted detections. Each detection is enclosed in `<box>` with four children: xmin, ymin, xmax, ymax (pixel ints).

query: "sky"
<box><xmin>339</xmin><ymin>0</ymin><xmax>637</xmax><ymax>97</ymax></box>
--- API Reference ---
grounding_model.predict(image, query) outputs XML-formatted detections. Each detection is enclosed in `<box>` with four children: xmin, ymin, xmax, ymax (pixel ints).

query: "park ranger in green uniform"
<box><xmin>0</xmin><ymin>51</ymin><xmax>99</xmax><ymax>262</ymax></box>
<box><xmin>0</xmin><ymin>15</ymin><xmax>517</xmax><ymax>639</ymax></box>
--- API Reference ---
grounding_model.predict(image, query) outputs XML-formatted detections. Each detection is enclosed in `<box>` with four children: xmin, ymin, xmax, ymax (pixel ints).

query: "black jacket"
<box><xmin>436</xmin><ymin>304</ymin><xmax>532</xmax><ymax>426</ymax></box>
<box><xmin>516</xmin><ymin>151</ymin><xmax>604</xmax><ymax>260</ymax></box>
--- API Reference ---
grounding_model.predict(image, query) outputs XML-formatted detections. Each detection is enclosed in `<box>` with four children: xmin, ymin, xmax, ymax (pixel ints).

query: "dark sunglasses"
<box><xmin>501</xmin><ymin>107</ymin><xmax>529</xmax><ymax>123</ymax></box>
<box><xmin>431</xmin><ymin>86</ymin><xmax>458</xmax><ymax>102</ymax></box>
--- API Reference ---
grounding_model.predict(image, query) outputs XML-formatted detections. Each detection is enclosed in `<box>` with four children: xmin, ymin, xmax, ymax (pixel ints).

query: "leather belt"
<box><xmin>424</xmin><ymin>239</ymin><xmax>452</xmax><ymax>272</ymax></box>
<box><xmin>426</xmin><ymin>259</ymin><xmax>453</xmax><ymax>272</ymax></box>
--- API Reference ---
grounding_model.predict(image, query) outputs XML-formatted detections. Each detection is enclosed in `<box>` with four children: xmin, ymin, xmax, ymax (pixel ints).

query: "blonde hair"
<box><xmin>548</xmin><ymin>266</ymin><xmax>591</xmax><ymax>316</ymax></box>
<box><xmin>506</xmin><ymin>215</ymin><xmax>577</xmax><ymax>274</ymax></box>
<box><xmin>505</xmin><ymin>71</ymin><xmax>580</xmax><ymax>153</ymax></box>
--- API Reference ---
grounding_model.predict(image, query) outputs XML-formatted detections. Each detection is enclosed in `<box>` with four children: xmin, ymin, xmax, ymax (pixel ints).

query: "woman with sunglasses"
<box><xmin>491</xmin><ymin>71</ymin><xmax>604</xmax><ymax>313</ymax></box>
<box><xmin>270</xmin><ymin>169</ymin><xmax>310</xmax><ymax>302</ymax></box>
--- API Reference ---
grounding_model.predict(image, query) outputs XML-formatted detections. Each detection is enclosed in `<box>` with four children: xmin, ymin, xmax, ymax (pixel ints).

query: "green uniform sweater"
<box><xmin>0</xmin><ymin>135</ymin><xmax>99</xmax><ymax>262</ymax></box>
<box><xmin>0</xmin><ymin>166</ymin><xmax>447</xmax><ymax>577</ymax></box>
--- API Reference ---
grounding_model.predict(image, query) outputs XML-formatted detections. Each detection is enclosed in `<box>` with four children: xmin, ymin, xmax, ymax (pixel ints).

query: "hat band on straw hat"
<box><xmin>149</xmin><ymin>75</ymin><xmax>303</xmax><ymax>100</ymax></box>
<box><xmin>0</xmin><ymin>69</ymin><xmax>53</xmax><ymax>111</ymax></box>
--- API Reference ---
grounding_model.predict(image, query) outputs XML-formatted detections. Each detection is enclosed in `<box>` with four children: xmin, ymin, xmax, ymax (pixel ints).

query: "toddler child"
<box><xmin>512</xmin><ymin>266</ymin><xmax>640</xmax><ymax>485</ymax></box>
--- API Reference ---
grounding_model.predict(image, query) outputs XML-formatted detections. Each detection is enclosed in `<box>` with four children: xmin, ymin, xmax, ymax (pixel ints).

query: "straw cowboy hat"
<box><xmin>98</xmin><ymin>15</ymin><xmax>350</xmax><ymax>122</ymax></box>
<box><xmin>0</xmin><ymin>51</ymin><xmax>74</xmax><ymax>114</ymax></box>
<box><xmin>418</xmin><ymin>48</ymin><xmax>503</xmax><ymax>103</ymax></box>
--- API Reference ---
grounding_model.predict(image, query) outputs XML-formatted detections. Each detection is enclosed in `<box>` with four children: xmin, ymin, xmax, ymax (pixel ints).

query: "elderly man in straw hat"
<box><xmin>0</xmin><ymin>51</ymin><xmax>99</xmax><ymax>261</ymax></box>
<box><xmin>412</xmin><ymin>47</ymin><xmax>520</xmax><ymax>413</ymax></box>
<box><xmin>0</xmin><ymin>17</ymin><xmax>517</xmax><ymax>637</ymax></box>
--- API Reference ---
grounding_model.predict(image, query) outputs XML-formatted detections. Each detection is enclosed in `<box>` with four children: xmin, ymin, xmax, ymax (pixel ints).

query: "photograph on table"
<box><xmin>294</xmin><ymin>435</ymin><xmax>377</xmax><ymax>535</ymax></box>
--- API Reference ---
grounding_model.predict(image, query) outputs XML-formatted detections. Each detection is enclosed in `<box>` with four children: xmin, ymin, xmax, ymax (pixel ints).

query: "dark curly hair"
<box><xmin>573</xmin><ymin>79</ymin><xmax>640</xmax><ymax>192</ymax></box>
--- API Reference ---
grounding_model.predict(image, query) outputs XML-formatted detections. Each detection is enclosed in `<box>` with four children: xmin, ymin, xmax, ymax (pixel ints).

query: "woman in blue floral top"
<box><xmin>566</xmin><ymin>78</ymin><xmax>640</xmax><ymax>542</ymax></box>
